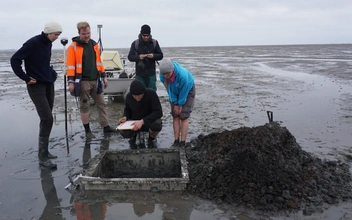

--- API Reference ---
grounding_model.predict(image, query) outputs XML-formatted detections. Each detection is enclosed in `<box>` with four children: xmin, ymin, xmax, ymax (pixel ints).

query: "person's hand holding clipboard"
<box><xmin>117</xmin><ymin>117</ymin><xmax>144</xmax><ymax>131</ymax></box>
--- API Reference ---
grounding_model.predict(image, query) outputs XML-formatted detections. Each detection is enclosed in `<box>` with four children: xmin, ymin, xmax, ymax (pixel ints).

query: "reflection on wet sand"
<box><xmin>82</xmin><ymin>139</ymin><xmax>92</xmax><ymax>170</ymax></box>
<box><xmin>72</xmin><ymin>136</ymin><xmax>109</xmax><ymax>219</ymax></box>
<box><xmin>161</xmin><ymin>199</ymin><xmax>193</xmax><ymax>220</ymax></box>
<box><xmin>82</xmin><ymin>134</ymin><xmax>111</xmax><ymax>169</ymax></box>
<box><xmin>133</xmin><ymin>201</ymin><xmax>155</xmax><ymax>217</ymax></box>
<box><xmin>40</xmin><ymin>168</ymin><xmax>62</xmax><ymax>220</ymax></box>
<box><xmin>71</xmin><ymin>191</ymin><xmax>194</xmax><ymax>220</ymax></box>
<box><xmin>72</xmin><ymin>200</ymin><xmax>106</xmax><ymax>220</ymax></box>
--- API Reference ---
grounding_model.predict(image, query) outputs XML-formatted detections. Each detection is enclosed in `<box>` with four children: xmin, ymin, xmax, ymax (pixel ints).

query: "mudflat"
<box><xmin>0</xmin><ymin>44</ymin><xmax>351</xmax><ymax>219</ymax></box>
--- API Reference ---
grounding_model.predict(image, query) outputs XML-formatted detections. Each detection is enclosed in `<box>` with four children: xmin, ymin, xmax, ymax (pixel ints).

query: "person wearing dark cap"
<box><xmin>128</xmin><ymin>24</ymin><xmax>163</xmax><ymax>91</ymax></box>
<box><xmin>10</xmin><ymin>21</ymin><xmax>63</xmax><ymax>169</ymax></box>
<box><xmin>118</xmin><ymin>80</ymin><xmax>163</xmax><ymax>148</ymax></box>
<box><xmin>159</xmin><ymin>59</ymin><xmax>196</xmax><ymax>147</ymax></box>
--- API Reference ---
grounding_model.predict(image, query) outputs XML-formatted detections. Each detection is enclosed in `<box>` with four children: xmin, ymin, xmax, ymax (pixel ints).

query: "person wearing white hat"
<box><xmin>10</xmin><ymin>21</ymin><xmax>63</xmax><ymax>169</ymax></box>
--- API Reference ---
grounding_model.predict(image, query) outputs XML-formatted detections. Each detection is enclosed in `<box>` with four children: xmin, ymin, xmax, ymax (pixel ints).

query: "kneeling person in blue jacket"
<box><xmin>118</xmin><ymin>80</ymin><xmax>163</xmax><ymax>148</ymax></box>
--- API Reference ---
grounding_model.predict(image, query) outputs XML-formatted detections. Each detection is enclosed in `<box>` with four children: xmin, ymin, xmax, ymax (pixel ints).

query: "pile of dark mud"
<box><xmin>185</xmin><ymin>122</ymin><xmax>352</xmax><ymax>214</ymax></box>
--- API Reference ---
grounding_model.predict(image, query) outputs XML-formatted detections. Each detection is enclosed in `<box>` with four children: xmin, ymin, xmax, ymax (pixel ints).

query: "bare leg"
<box><xmin>180</xmin><ymin>119</ymin><xmax>189</xmax><ymax>142</ymax></box>
<box><xmin>173</xmin><ymin>117</ymin><xmax>181</xmax><ymax>141</ymax></box>
<box><xmin>81</xmin><ymin>112</ymin><xmax>89</xmax><ymax>125</ymax></box>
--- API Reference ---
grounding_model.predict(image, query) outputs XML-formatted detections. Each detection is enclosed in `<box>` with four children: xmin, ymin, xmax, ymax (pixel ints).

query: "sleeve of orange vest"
<box><xmin>66</xmin><ymin>44</ymin><xmax>76</xmax><ymax>83</ymax></box>
<box><xmin>94</xmin><ymin>44</ymin><xmax>106</xmax><ymax>78</ymax></box>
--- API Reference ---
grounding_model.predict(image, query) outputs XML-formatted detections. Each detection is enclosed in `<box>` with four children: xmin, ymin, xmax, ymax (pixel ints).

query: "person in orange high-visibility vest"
<box><xmin>74</xmin><ymin>202</ymin><xmax>107</xmax><ymax>220</ymax></box>
<box><xmin>66</xmin><ymin>21</ymin><xmax>116</xmax><ymax>136</ymax></box>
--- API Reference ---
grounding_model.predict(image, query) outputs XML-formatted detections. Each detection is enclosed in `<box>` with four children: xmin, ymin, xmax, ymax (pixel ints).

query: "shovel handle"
<box><xmin>267</xmin><ymin>111</ymin><xmax>273</xmax><ymax>123</ymax></box>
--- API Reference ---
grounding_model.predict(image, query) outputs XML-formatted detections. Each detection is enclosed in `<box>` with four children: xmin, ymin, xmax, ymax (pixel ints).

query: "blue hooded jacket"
<box><xmin>159</xmin><ymin>61</ymin><xmax>194</xmax><ymax>106</ymax></box>
<box><xmin>10</xmin><ymin>32</ymin><xmax>57</xmax><ymax>83</ymax></box>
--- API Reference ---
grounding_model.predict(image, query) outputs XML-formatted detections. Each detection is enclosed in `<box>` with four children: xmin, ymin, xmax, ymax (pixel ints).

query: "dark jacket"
<box><xmin>124</xmin><ymin>88</ymin><xmax>163</xmax><ymax>125</ymax></box>
<box><xmin>127</xmin><ymin>34</ymin><xmax>163</xmax><ymax>77</ymax></box>
<box><xmin>10</xmin><ymin>32</ymin><xmax>57</xmax><ymax>83</ymax></box>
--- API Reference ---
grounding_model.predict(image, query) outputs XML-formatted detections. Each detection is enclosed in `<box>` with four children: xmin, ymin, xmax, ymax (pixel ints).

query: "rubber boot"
<box><xmin>86</xmin><ymin>131</ymin><xmax>96</xmax><ymax>139</ymax></box>
<box><xmin>137</xmin><ymin>132</ymin><xmax>146</xmax><ymax>149</ymax></box>
<box><xmin>171</xmin><ymin>139</ymin><xmax>180</xmax><ymax>148</ymax></box>
<box><xmin>48</xmin><ymin>152</ymin><xmax>57</xmax><ymax>159</ymax></box>
<box><xmin>129</xmin><ymin>132</ymin><xmax>137</xmax><ymax>149</ymax></box>
<box><xmin>103</xmin><ymin>125</ymin><xmax>117</xmax><ymax>133</ymax></box>
<box><xmin>148</xmin><ymin>137</ymin><xmax>158</xmax><ymax>148</ymax></box>
<box><xmin>179</xmin><ymin>141</ymin><xmax>186</xmax><ymax>147</ymax></box>
<box><xmin>38</xmin><ymin>137</ymin><xmax>57</xmax><ymax>169</ymax></box>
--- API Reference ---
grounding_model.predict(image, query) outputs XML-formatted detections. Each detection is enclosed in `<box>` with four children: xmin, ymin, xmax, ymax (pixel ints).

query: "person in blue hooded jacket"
<box><xmin>159</xmin><ymin>59</ymin><xmax>195</xmax><ymax>147</ymax></box>
<box><xmin>10</xmin><ymin>21</ymin><xmax>62</xmax><ymax>169</ymax></box>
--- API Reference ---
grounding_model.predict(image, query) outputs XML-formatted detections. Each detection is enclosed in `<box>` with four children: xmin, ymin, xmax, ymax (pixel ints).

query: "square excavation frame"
<box><xmin>78</xmin><ymin>148</ymin><xmax>189</xmax><ymax>191</ymax></box>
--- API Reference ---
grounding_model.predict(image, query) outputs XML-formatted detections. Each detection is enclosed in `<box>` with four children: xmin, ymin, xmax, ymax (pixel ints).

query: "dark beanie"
<box><xmin>130</xmin><ymin>80</ymin><xmax>145</xmax><ymax>95</ymax></box>
<box><xmin>141</xmin><ymin>24</ymin><xmax>151</xmax><ymax>35</ymax></box>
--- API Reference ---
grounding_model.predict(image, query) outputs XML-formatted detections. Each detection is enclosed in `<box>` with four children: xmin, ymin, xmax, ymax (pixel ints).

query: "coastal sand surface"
<box><xmin>0</xmin><ymin>45</ymin><xmax>351</xmax><ymax>219</ymax></box>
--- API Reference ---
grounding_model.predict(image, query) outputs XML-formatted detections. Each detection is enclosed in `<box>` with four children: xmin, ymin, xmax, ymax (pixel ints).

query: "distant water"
<box><xmin>3</xmin><ymin>44</ymin><xmax>352</xmax><ymax>79</ymax></box>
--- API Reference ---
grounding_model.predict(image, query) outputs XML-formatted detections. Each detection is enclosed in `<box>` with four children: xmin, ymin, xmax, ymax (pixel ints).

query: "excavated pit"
<box><xmin>80</xmin><ymin>148</ymin><xmax>189</xmax><ymax>191</ymax></box>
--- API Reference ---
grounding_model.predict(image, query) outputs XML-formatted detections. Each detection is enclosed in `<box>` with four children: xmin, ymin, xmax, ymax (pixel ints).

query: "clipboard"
<box><xmin>116</xmin><ymin>120</ymin><xmax>138</xmax><ymax>130</ymax></box>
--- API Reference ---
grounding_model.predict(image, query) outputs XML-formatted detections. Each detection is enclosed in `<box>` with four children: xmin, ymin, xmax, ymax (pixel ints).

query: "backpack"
<box><xmin>134</xmin><ymin>39</ymin><xmax>160</xmax><ymax>65</ymax></box>
<box><xmin>134</xmin><ymin>39</ymin><xmax>157</xmax><ymax>52</ymax></box>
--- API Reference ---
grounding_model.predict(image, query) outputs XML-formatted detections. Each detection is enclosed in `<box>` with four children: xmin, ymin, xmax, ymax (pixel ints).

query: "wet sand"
<box><xmin>0</xmin><ymin>44</ymin><xmax>351</xmax><ymax>219</ymax></box>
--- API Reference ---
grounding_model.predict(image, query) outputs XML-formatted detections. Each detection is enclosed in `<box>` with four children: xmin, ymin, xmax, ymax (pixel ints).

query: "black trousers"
<box><xmin>120</xmin><ymin>118</ymin><xmax>162</xmax><ymax>138</ymax></box>
<box><xmin>27</xmin><ymin>82</ymin><xmax>54</xmax><ymax>137</ymax></box>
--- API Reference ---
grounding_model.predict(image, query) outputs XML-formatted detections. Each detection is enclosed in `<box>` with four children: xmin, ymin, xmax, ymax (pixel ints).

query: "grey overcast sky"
<box><xmin>1</xmin><ymin>0</ymin><xmax>351</xmax><ymax>50</ymax></box>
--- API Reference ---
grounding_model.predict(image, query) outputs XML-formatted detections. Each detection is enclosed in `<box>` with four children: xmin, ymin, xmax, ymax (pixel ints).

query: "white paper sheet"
<box><xmin>116</xmin><ymin>120</ymin><xmax>138</xmax><ymax>130</ymax></box>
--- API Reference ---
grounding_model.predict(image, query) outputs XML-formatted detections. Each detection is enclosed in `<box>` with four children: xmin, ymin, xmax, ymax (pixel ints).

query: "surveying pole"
<box><xmin>60</xmin><ymin>37</ymin><xmax>69</xmax><ymax>153</ymax></box>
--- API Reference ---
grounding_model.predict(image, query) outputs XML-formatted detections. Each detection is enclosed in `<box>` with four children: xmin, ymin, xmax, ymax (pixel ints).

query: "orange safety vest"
<box><xmin>66</xmin><ymin>41</ymin><xmax>105</xmax><ymax>82</ymax></box>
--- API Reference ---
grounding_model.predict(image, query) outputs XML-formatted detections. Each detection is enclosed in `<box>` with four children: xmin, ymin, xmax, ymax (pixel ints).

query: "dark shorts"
<box><xmin>170</xmin><ymin>84</ymin><xmax>195</xmax><ymax>120</ymax></box>
<box><xmin>119</xmin><ymin>118</ymin><xmax>162</xmax><ymax>138</ymax></box>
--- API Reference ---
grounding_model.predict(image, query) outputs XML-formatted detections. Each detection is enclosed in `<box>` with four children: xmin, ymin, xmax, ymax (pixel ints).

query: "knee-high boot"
<box><xmin>38</xmin><ymin>137</ymin><xmax>57</xmax><ymax>169</ymax></box>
